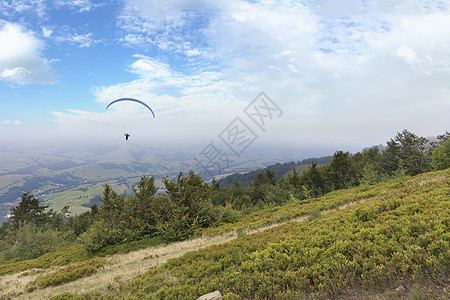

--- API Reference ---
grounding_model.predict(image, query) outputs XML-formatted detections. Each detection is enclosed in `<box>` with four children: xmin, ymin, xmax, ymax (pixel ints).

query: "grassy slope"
<box><xmin>1</xmin><ymin>169</ymin><xmax>448</xmax><ymax>299</ymax></box>
<box><xmin>109</xmin><ymin>170</ymin><xmax>450</xmax><ymax>300</ymax></box>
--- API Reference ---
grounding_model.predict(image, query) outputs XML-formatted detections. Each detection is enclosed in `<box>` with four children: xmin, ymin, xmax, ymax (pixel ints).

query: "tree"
<box><xmin>129</xmin><ymin>176</ymin><xmax>158</xmax><ymax>221</ymax></box>
<box><xmin>301</xmin><ymin>162</ymin><xmax>325</xmax><ymax>197</ymax></box>
<box><xmin>81</xmin><ymin>185</ymin><xmax>128</xmax><ymax>251</ymax></box>
<box><xmin>380</xmin><ymin>130</ymin><xmax>432</xmax><ymax>176</ymax></box>
<box><xmin>99</xmin><ymin>184</ymin><xmax>126</xmax><ymax>235</ymax></box>
<box><xmin>432</xmin><ymin>140</ymin><xmax>450</xmax><ymax>170</ymax></box>
<box><xmin>10</xmin><ymin>193</ymin><xmax>50</xmax><ymax>230</ymax></box>
<box><xmin>436</xmin><ymin>131</ymin><xmax>450</xmax><ymax>143</ymax></box>
<box><xmin>354</xmin><ymin>147</ymin><xmax>385</xmax><ymax>185</ymax></box>
<box><xmin>125</xmin><ymin>176</ymin><xmax>159</xmax><ymax>238</ymax></box>
<box><xmin>381</xmin><ymin>139</ymin><xmax>402</xmax><ymax>175</ymax></box>
<box><xmin>287</xmin><ymin>166</ymin><xmax>302</xmax><ymax>189</ymax></box>
<box><xmin>394</xmin><ymin>130</ymin><xmax>430</xmax><ymax>175</ymax></box>
<box><xmin>1</xmin><ymin>223</ymin><xmax>60</xmax><ymax>261</ymax></box>
<box><xmin>329</xmin><ymin>151</ymin><xmax>355</xmax><ymax>190</ymax></box>
<box><xmin>160</xmin><ymin>171</ymin><xmax>218</xmax><ymax>241</ymax></box>
<box><xmin>360</xmin><ymin>164</ymin><xmax>385</xmax><ymax>185</ymax></box>
<box><xmin>65</xmin><ymin>205</ymin><xmax>98</xmax><ymax>237</ymax></box>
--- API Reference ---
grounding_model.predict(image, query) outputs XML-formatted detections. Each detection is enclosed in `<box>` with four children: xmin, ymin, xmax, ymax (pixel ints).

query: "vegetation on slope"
<box><xmin>48</xmin><ymin>169</ymin><xmax>449</xmax><ymax>299</ymax></box>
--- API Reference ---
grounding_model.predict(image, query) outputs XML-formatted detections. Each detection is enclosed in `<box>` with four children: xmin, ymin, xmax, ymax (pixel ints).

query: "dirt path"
<box><xmin>6</xmin><ymin>198</ymin><xmax>366</xmax><ymax>299</ymax></box>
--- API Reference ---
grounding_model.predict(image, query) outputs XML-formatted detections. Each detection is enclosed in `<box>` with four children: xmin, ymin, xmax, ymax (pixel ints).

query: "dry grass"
<box><xmin>9</xmin><ymin>232</ymin><xmax>237</xmax><ymax>299</ymax></box>
<box><xmin>0</xmin><ymin>267</ymin><xmax>58</xmax><ymax>298</ymax></box>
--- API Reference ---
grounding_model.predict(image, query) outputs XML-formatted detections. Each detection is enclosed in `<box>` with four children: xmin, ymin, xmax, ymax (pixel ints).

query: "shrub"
<box><xmin>1</xmin><ymin>223</ymin><xmax>61</xmax><ymax>261</ymax></box>
<box><xmin>27</xmin><ymin>258</ymin><xmax>106</xmax><ymax>291</ymax></box>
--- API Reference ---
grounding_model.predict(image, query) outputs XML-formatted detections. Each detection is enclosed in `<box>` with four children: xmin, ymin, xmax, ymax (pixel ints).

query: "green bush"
<box><xmin>0</xmin><ymin>223</ymin><xmax>61</xmax><ymax>261</ymax></box>
<box><xmin>308</xmin><ymin>210</ymin><xmax>322</xmax><ymax>221</ymax></box>
<box><xmin>0</xmin><ymin>243</ymin><xmax>88</xmax><ymax>276</ymax></box>
<box><xmin>219</xmin><ymin>204</ymin><xmax>243</xmax><ymax>224</ymax></box>
<box><xmin>81</xmin><ymin>172</ymin><xmax>221</xmax><ymax>251</ymax></box>
<box><xmin>27</xmin><ymin>258</ymin><xmax>106</xmax><ymax>291</ymax></box>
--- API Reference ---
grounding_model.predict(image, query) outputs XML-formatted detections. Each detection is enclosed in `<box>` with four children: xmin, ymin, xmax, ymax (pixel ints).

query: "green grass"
<box><xmin>3</xmin><ymin>169</ymin><xmax>449</xmax><ymax>299</ymax></box>
<box><xmin>26</xmin><ymin>258</ymin><xmax>106</xmax><ymax>292</ymax></box>
<box><xmin>0</xmin><ymin>244</ymin><xmax>89</xmax><ymax>276</ymax></box>
<box><xmin>0</xmin><ymin>174</ymin><xmax>28</xmax><ymax>192</ymax></box>
<box><xmin>62</xmin><ymin>168</ymin><xmax>449</xmax><ymax>299</ymax></box>
<box><xmin>196</xmin><ymin>182</ymin><xmax>382</xmax><ymax>237</ymax></box>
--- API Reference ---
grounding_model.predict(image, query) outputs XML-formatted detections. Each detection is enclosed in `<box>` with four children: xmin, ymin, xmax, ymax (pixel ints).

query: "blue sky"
<box><xmin>1</xmin><ymin>0</ymin><xmax>449</xmax><ymax>155</ymax></box>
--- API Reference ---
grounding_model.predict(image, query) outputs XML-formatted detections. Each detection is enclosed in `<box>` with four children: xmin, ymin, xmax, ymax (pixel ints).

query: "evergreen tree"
<box><xmin>125</xmin><ymin>176</ymin><xmax>159</xmax><ymax>238</ymax></box>
<box><xmin>394</xmin><ymin>130</ymin><xmax>430</xmax><ymax>175</ymax></box>
<box><xmin>381</xmin><ymin>139</ymin><xmax>402</xmax><ymax>175</ymax></box>
<box><xmin>303</xmin><ymin>162</ymin><xmax>325</xmax><ymax>197</ymax></box>
<box><xmin>287</xmin><ymin>166</ymin><xmax>302</xmax><ymax>188</ymax></box>
<box><xmin>329</xmin><ymin>151</ymin><xmax>355</xmax><ymax>190</ymax></box>
<box><xmin>10</xmin><ymin>193</ymin><xmax>50</xmax><ymax>230</ymax></box>
<box><xmin>99</xmin><ymin>184</ymin><xmax>126</xmax><ymax>235</ymax></box>
<box><xmin>432</xmin><ymin>140</ymin><xmax>450</xmax><ymax>170</ymax></box>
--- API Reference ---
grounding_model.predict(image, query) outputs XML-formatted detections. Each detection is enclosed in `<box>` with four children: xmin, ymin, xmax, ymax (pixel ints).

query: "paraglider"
<box><xmin>106</xmin><ymin>98</ymin><xmax>155</xmax><ymax>118</ymax></box>
<box><xmin>106</xmin><ymin>98</ymin><xmax>155</xmax><ymax>140</ymax></box>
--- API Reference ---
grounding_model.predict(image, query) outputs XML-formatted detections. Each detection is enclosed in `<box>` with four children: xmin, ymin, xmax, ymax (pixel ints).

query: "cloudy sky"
<box><xmin>1</xmin><ymin>0</ymin><xmax>449</xmax><ymax>156</ymax></box>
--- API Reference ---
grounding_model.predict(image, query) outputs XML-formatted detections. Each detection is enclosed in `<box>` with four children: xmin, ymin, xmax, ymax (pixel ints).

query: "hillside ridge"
<box><xmin>3</xmin><ymin>189</ymin><xmax>377</xmax><ymax>299</ymax></box>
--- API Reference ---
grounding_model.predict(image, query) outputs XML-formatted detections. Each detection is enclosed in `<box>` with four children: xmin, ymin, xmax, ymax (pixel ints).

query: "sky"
<box><xmin>1</xmin><ymin>0</ymin><xmax>449</xmax><ymax>158</ymax></box>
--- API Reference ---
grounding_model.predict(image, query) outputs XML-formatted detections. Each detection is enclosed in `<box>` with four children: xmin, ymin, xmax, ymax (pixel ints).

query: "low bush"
<box><xmin>26</xmin><ymin>258</ymin><xmax>106</xmax><ymax>291</ymax></box>
<box><xmin>0</xmin><ymin>244</ymin><xmax>88</xmax><ymax>276</ymax></box>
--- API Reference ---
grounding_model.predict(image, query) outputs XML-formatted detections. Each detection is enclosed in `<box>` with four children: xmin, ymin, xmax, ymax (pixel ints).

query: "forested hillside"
<box><xmin>216</xmin><ymin>155</ymin><xmax>334</xmax><ymax>188</ymax></box>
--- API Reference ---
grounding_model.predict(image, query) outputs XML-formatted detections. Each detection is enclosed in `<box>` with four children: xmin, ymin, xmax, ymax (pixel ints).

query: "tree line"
<box><xmin>216</xmin><ymin>156</ymin><xmax>335</xmax><ymax>188</ymax></box>
<box><xmin>0</xmin><ymin>129</ymin><xmax>448</xmax><ymax>260</ymax></box>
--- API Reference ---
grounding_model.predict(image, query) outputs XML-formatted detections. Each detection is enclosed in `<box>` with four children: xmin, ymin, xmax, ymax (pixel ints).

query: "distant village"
<box><xmin>3</xmin><ymin>183</ymin><xmax>64</xmax><ymax>219</ymax></box>
<box><xmin>35</xmin><ymin>183</ymin><xmax>64</xmax><ymax>200</ymax></box>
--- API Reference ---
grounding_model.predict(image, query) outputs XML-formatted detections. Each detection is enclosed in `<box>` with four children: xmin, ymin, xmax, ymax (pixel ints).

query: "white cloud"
<box><xmin>52</xmin><ymin>54</ymin><xmax>245</xmax><ymax>144</ymax></box>
<box><xmin>0</xmin><ymin>0</ymin><xmax>46</xmax><ymax>18</ymax></box>
<box><xmin>42</xmin><ymin>26</ymin><xmax>53</xmax><ymax>38</ymax></box>
<box><xmin>2</xmin><ymin>120</ymin><xmax>22</xmax><ymax>125</ymax></box>
<box><xmin>128</xmin><ymin>55</ymin><xmax>174</xmax><ymax>79</ymax></box>
<box><xmin>54</xmin><ymin>0</ymin><xmax>99</xmax><ymax>12</ymax></box>
<box><xmin>118</xmin><ymin>0</ymin><xmax>211</xmax><ymax>52</ymax></box>
<box><xmin>185</xmin><ymin>49</ymin><xmax>201</xmax><ymax>57</ymax></box>
<box><xmin>0</xmin><ymin>21</ymin><xmax>56</xmax><ymax>85</ymax></box>
<box><xmin>54</xmin><ymin>32</ymin><xmax>99</xmax><ymax>48</ymax></box>
<box><xmin>1</xmin><ymin>67</ymin><xmax>31</xmax><ymax>81</ymax></box>
<box><xmin>395</xmin><ymin>46</ymin><xmax>417</xmax><ymax>65</ymax></box>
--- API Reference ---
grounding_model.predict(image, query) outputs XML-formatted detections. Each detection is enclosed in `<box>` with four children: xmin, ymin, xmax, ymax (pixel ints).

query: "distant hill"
<box><xmin>217</xmin><ymin>155</ymin><xmax>334</xmax><ymax>187</ymax></box>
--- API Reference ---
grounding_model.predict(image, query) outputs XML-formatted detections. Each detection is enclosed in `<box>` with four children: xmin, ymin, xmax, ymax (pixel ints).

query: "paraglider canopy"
<box><xmin>106</xmin><ymin>98</ymin><xmax>155</xmax><ymax>118</ymax></box>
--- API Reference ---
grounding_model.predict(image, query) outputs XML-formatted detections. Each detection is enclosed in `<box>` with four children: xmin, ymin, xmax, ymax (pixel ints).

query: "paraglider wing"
<box><xmin>106</xmin><ymin>98</ymin><xmax>155</xmax><ymax>118</ymax></box>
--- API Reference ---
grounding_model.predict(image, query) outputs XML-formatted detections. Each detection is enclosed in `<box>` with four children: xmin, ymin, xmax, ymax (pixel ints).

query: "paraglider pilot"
<box><xmin>124</xmin><ymin>133</ymin><xmax>130</xmax><ymax>140</ymax></box>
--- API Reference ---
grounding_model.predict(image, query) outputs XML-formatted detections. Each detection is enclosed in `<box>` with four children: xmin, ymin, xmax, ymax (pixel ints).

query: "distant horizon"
<box><xmin>0</xmin><ymin>128</ymin><xmax>446</xmax><ymax>167</ymax></box>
